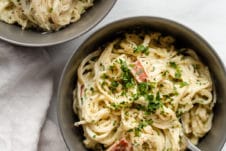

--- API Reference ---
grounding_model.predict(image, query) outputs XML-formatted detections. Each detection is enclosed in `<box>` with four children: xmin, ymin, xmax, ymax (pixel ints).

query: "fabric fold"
<box><xmin>0</xmin><ymin>41</ymin><xmax>53</xmax><ymax>151</ymax></box>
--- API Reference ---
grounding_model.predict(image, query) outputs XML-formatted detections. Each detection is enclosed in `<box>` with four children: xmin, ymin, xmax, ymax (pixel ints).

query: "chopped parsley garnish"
<box><xmin>131</xmin><ymin>92</ymin><xmax>162</xmax><ymax>114</ymax></box>
<box><xmin>169</xmin><ymin>62</ymin><xmax>182</xmax><ymax>79</ymax></box>
<box><xmin>161</xmin><ymin>70</ymin><xmax>169</xmax><ymax>76</ymax></box>
<box><xmin>133</xmin><ymin>45</ymin><xmax>149</xmax><ymax>55</ymax></box>
<box><xmin>134</xmin><ymin>119</ymin><xmax>153</xmax><ymax>136</ymax></box>
<box><xmin>100</xmin><ymin>63</ymin><xmax>105</xmax><ymax>70</ymax></box>
<box><xmin>174</xmin><ymin>69</ymin><xmax>182</xmax><ymax>79</ymax></box>
<box><xmin>133</xmin><ymin>104</ymin><xmax>146</xmax><ymax>111</ymax></box>
<box><xmin>109</xmin><ymin>81</ymin><xmax>119</xmax><ymax>92</ymax></box>
<box><xmin>101</xmin><ymin>81</ymin><xmax>107</xmax><ymax>88</ymax></box>
<box><xmin>110</xmin><ymin>101</ymin><xmax>128</xmax><ymax>110</ymax></box>
<box><xmin>110</xmin><ymin>102</ymin><xmax>120</xmax><ymax>110</ymax></box>
<box><xmin>101</xmin><ymin>73</ymin><xmax>108</xmax><ymax>79</ymax></box>
<box><xmin>176</xmin><ymin>110</ymin><xmax>183</xmax><ymax>118</ymax></box>
<box><xmin>119</xmin><ymin>59</ymin><xmax>135</xmax><ymax>89</ymax></box>
<box><xmin>137</xmin><ymin>82</ymin><xmax>155</xmax><ymax>95</ymax></box>
<box><xmin>132</xmin><ymin>93</ymin><xmax>139</xmax><ymax>101</ymax></box>
<box><xmin>146</xmin><ymin>92</ymin><xmax>163</xmax><ymax>114</ymax></box>
<box><xmin>109</xmin><ymin>65</ymin><xmax>115</xmax><ymax>73</ymax></box>
<box><xmin>179</xmin><ymin>81</ymin><xmax>189</xmax><ymax>88</ymax></box>
<box><xmin>169</xmin><ymin>61</ymin><xmax>177</xmax><ymax>69</ymax></box>
<box><xmin>108</xmin><ymin>59</ymin><xmax>162</xmax><ymax>114</ymax></box>
<box><xmin>173</xmin><ymin>86</ymin><xmax>179</xmax><ymax>96</ymax></box>
<box><xmin>138</xmin><ymin>82</ymin><xmax>152</xmax><ymax>95</ymax></box>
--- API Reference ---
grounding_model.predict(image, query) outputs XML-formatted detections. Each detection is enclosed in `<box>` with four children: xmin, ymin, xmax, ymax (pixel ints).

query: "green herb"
<box><xmin>120</xmin><ymin>90</ymin><xmax>127</xmax><ymax>96</ymax></box>
<box><xmin>173</xmin><ymin>86</ymin><xmax>179</xmax><ymax>96</ymax></box>
<box><xmin>110</xmin><ymin>101</ymin><xmax>128</xmax><ymax>110</ymax></box>
<box><xmin>163</xmin><ymin>91</ymin><xmax>178</xmax><ymax>99</ymax></box>
<box><xmin>109</xmin><ymin>65</ymin><xmax>115</xmax><ymax>72</ymax></box>
<box><xmin>134</xmin><ymin>128</ymin><xmax>141</xmax><ymax>137</ymax></box>
<box><xmin>169</xmin><ymin>62</ymin><xmax>177</xmax><ymax>69</ymax></box>
<box><xmin>109</xmin><ymin>81</ymin><xmax>119</xmax><ymax>92</ymax></box>
<box><xmin>146</xmin><ymin>94</ymin><xmax>154</xmax><ymax>102</ymax></box>
<box><xmin>132</xmin><ymin>93</ymin><xmax>139</xmax><ymax>101</ymax></box>
<box><xmin>146</xmin><ymin>92</ymin><xmax>162</xmax><ymax>114</ymax></box>
<box><xmin>92</xmin><ymin>135</ymin><xmax>96</xmax><ymax>138</ymax></box>
<box><xmin>134</xmin><ymin>119</ymin><xmax>153</xmax><ymax>137</ymax></box>
<box><xmin>100</xmin><ymin>63</ymin><xmax>105</xmax><ymax>70</ymax></box>
<box><xmin>175</xmin><ymin>68</ymin><xmax>182</xmax><ymax>79</ymax></box>
<box><xmin>101</xmin><ymin>73</ymin><xmax>108</xmax><ymax>79</ymax></box>
<box><xmin>110</xmin><ymin>102</ymin><xmax>120</xmax><ymax>110</ymax></box>
<box><xmin>138</xmin><ymin>82</ymin><xmax>151</xmax><ymax>95</ymax></box>
<box><xmin>134</xmin><ymin>45</ymin><xmax>149</xmax><ymax>55</ymax></box>
<box><xmin>124</xmin><ymin>111</ymin><xmax>129</xmax><ymax>116</ymax></box>
<box><xmin>176</xmin><ymin>110</ymin><xmax>183</xmax><ymax>118</ymax></box>
<box><xmin>129</xmin><ymin>64</ymin><xmax>135</xmax><ymax>68</ymax></box>
<box><xmin>134</xmin><ymin>104</ymin><xmax>146</xmax><ymax>111</ymax></box>
<box><xmin>179</xmin><ymin>81</ymin><xmax>188</xmax><ymax>88</ymax></box>
<box><xmin>119</xmin><ymin>59</ymin><xmax>135</xmax><ymax>89</ymax></box>
<box><xmin>169</xmin><ymin>62</ymin><xmax>182</xmax><ymax>79</ymax></box>
<box><xmin>101</xmin><ymin>81</ymin><xmax>107</xmax><ymax>88</ymax></box>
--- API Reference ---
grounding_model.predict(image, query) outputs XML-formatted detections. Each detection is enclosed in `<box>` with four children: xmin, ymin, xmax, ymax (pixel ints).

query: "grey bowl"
<box><xmin>57</xmin><ymin>16</ymin><xmax>226</xmax><ymax>151</ymax></box>
<box><xmin>0</xmin><ymin>0</ymin><xmax>116</xmax><ymax>47</ymax></box>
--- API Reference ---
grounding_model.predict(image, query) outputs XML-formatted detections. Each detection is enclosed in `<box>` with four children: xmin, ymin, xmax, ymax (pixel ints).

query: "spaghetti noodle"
<box><xmin>0</xmin><ymin>0</ymin><xmax>94</xmax><ymax>31</ymax></box>
<box><xmin>74</xmin><ymin>31</ymin><xmax>215</xmax><ymax>151</ymax></box>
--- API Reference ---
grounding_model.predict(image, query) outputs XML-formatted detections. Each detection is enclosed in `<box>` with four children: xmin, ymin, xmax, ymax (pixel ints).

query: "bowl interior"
<box><xmin>0</xmin><ymin>0</ymin><xmax>116</xmax><ymax>47</ymax></box>
<box><xmin>58</xmin><ymin>17</ymin><xmax>226</xmax><ymax>151</ymax></box>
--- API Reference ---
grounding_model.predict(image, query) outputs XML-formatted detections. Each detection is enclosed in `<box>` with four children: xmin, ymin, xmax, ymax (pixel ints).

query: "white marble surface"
<box><xmin>44</xmin><ymin>0</ymin><xmax>226</xmax><ymax>150</ymax></box>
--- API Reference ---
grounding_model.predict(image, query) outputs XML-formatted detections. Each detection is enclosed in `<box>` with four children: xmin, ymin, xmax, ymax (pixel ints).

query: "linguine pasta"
<box><xmin>0</xmin><ymin>0</ymin><xmax>94</xmax><ymax>31</ymax></box>
<box><xmin>73</xmin><ymin>31</ymin><xmax>215</xmax><ymax>151</ymax></box>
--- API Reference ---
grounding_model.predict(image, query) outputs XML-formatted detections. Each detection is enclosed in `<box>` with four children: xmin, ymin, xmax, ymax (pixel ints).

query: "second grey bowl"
<box><xmin>0</xmin><ymin>0</ymin><xmax>116</xmax><ymax>47</ymax></box>
<box><xmin>57</xmin><ymin>16</ymin><xmax>226</xmax><ymax>151</ymax></box>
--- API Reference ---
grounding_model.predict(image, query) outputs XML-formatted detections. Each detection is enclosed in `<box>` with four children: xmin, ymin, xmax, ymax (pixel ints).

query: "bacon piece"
<box><xmin>107</xmin><ymin>138</ymin><xmax>133</xmax><ymax>151</ymax></box>
<box><xmin>129</xmin><ymin>60</ymin><xmax>148</xmax><ymax>83</ymax></box>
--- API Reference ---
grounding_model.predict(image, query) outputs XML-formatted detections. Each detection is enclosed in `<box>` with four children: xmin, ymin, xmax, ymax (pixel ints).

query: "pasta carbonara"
<box><xmin>73</xmin><ymin>31</ymin><xmax>215</xmax><ymax>151</ymax></box>
<box><xmin>0</xmin><ymin>0</ymin><xmax>94</xmax><ymax>31</ymax></box>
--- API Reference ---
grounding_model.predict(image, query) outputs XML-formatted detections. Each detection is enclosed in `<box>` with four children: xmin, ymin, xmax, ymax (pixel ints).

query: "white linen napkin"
<box><xmin>0</xmin><ymin>40</ymin><xmax>53</xmax><ymax>151</ymax></box>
